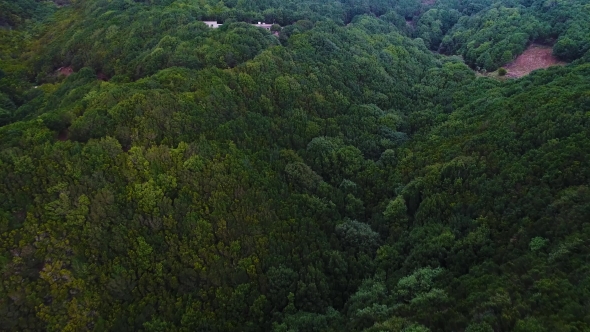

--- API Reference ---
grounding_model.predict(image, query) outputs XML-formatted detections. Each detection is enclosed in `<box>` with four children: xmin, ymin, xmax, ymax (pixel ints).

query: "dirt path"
<box><xmin>504</xmin><ymin>44</ymin><xmax>565</xmax><ymax>78</ymax></box>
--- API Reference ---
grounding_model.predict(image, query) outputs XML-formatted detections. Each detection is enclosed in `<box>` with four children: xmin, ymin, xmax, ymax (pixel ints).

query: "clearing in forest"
<box><xmin>504</xmin><ymin>44</ymin><xmax>565</xmax><ymax>78</ymax></box>
<box><xmin>57</xmin><ymin>66</ymin><xmax>74</xmax><ymax>77</ymax></box>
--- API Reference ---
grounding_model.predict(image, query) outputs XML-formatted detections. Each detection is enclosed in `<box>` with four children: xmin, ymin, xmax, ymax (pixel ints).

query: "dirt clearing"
<box><xmin>57</xmin><ymin>66</ymin><xmax>74</xmax><ymax>77</ymax></box>
<box><xmin>504</xmin><ymin>44</ymin><xmax>565</xmax><ymax>78</ymax></box>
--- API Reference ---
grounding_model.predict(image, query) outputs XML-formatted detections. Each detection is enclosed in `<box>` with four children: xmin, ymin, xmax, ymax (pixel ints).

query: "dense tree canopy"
<box><xmin>1</xmin><ymin>0</ymin><xmax>589</xmax><ymax>331</ymax></box>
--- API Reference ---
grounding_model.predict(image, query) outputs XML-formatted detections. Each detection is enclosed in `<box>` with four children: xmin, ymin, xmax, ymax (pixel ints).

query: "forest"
<box><xmin>1</xmin><ymin>0</ymin><xmax>590</xmax><ymax>331</ymax></box>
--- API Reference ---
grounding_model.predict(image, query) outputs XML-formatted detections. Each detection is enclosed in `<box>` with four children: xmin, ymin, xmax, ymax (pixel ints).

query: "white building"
<box><xmin>203</xmin><ymin>21</ymin><xmax>222</xmax><ymax>28</ymax></box>
<box><xmin>253</xmin><ymin>22</ymin><xmax>273</xmax><ymax>31</ymax></box>
<box><xmin>201</xmin><ymin>21</ymin><xmax>277</xmax><ymax>31</ymax></box>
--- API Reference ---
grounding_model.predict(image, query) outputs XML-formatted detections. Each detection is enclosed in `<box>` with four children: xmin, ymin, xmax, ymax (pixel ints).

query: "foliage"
<box><xmin>0</xmin><ymin>0</ymin><xmax>590</xmax><ymax>331</ymax></box>
<box><xmin>440</xmin><ymin>5</ymin><xmax>545</xmax><ymax>71</ymax></box>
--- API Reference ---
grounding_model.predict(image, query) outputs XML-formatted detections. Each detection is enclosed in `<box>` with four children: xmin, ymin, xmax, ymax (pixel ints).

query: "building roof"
<box><xmin>201</xmin><ymin>21</ymin><xmax>278</xmax><ymax>29</ymax></box>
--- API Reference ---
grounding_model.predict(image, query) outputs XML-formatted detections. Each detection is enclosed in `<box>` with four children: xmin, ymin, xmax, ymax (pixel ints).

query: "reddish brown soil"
<box><xmin>57</xmin><ymin>66</ymin><xmax>74</xmax><ymax>77</ymax></box>
<box><xmin>504</xmin><ymin>44</ymin><xmax>565</xmax><ymax>78</ymax></box>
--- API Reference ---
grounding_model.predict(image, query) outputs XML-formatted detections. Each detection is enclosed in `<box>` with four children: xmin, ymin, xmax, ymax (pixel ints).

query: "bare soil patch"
<box><xmin>504</xmin><ymin>44</ymin><xmax>565</xmax><ymax>78</ymax></box>
<box><xmin>57</xmin><ymin>66</ymin><xmax>74</xmax><ymax>77</ymax></box>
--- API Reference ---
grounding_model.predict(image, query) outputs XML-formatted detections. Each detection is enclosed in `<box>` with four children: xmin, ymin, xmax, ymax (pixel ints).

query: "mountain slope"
<box><xmin>0</xmin><ymin>0</ymin><xmax>589</xmax><ymax>331</ymax></box>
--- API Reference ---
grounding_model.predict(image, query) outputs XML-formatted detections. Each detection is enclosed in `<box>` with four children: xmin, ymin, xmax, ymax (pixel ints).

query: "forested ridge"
<box><xmin>1</xmin><ymin>0</ymin><xmax>590</xmax><ymax>331</ymax></box>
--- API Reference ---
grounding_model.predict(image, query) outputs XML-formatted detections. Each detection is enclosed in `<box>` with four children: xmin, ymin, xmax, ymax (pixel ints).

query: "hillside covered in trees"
<box><xmin>1</xmin><ymin>0</ymin><xmax>590</xmax><ymax>331</ymax></box>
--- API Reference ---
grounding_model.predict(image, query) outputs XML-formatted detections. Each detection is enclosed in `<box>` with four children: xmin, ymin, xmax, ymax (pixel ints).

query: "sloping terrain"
<box><xmin>1</xmin><ymin>0</ymin><xmax>590</xmax><ymax>331</ymax></box>
<box><xmin>505</xmin><ymin>43</ymin><xmax>565</xmax><ymax>78</ymax></box>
